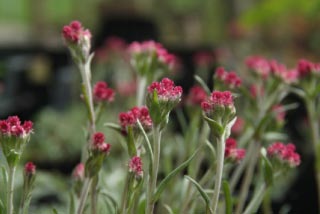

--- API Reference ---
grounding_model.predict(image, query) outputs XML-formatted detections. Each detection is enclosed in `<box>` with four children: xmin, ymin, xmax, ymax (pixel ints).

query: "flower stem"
<box><xmin>90</xmin><ymin>176</ymin><xmax>98</xmax><ymax>214</ymax></box>
<box><xmin>77</xmin><ymin>177</ymin><xmax>92</xmax><ymax>214</ymax></box>
<box><xmin>7</xmin><ymin>166</ymin><xmax>16</xmax><ymax>214</ymax></box>
<box><xmin>211</xmin><ymin>135</ymin><xmax>226</xmax><ymax>213</ymax></box>
<box><xmin>235</xmin><ymin>143</ymin><xmax>260</xmax><ymax>214</ymax></box>
<box><xmin>146</xmin><ymin>125</ymin><xmax>162</xmax><ymax>214</ymax></box>
<box><xmin>137</xmin><ymin>76</ymin><xmax>147</xmax><ymax>106</ymax></box>
<box><xmin>120</xmin><ymin>173</ymin><xmax>132</xmax><ymax>214</ymax></box>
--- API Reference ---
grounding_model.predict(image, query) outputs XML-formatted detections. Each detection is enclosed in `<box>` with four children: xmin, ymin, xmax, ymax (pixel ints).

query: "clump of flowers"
<box><xmin>62</xmin><ymin>20</ymin><xmax>92</xmax><ymax>62</ymax></box>
<box><xmin>119</xmin><ymin>106</ymin><xmax>153</xmax><ymax>133</ymax></box>
<box><xmin>267</xmin><ymin>142</ymin><xmax>301</xmax><ymax>168</ymax></box>
<box><xmin>214</xmin><ymin>67</ymin><xmax>242</xmax><ymax>89</ymax></box>
<box><xmin>93</xmin><ymin>81</ymin><xmax>115</xmax><ymax>103</ymax></box>
<box><xmin>146</xmin><ymin>78</ymin><xmax>182</xmax><ymax>127</ymax></box>
<box><xmin>225</xmin><ymin>138</ymin><xmax>246</xmax><ymax>162</ymax></box>
<box><xmin>245</xmin><ymin>55</ymin><xmax>271</xmax><ymax>78</ymax></box>
<box><xmin>297</xmin><ymin>59</ymin><xmax>320</xmax><ymax>78</ymax></box>
<box><xmin>129</xmin><ymin>156</ymin><xmax>143</xmax><ymax>178</ymax></box>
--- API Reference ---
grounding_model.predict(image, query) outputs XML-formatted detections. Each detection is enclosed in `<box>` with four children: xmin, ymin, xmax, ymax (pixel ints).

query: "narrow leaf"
<box><xmin>185</xmin><ymin>175</ymin><xmax>213</xmax><ymax>214</ymax></box>
<box><xmin>100</xmin><ymin>191</ymin><xmax>118</xmax><ymax>214</ymax></box>
<box><xmin>163</xmin><ymin>204</ymin><xmax>175</xmax><ymax>214</ymax></box>
<box><xmin>261</xmin><ymin>149</ymin><xmax>273</xmax><ymax>186</ymax></box>
<box><xmin>222</xmin><ymin>180</ymin><xmax>233</xmax><ymax>214</ymax></box>
<box><xmin>68</xmin><ymin>192</ymin><xmax>75</xmax><ymax>214</ymax></box>
<box><xmin>104</xmin><ymin>123</ymin><xmax>122</xmax><ymax>132</ymax></box>
<box><xmin>152</xmin><ymin>149</ymin><xmax>199</xmax><ymax>202</ymax></box>
<box><xmin>126</xmin><ymin>126</ymin><xmax>137</xmax><ymax>156</ymax></box>
<box><xmin>194</xmin><ymin>75</ymin><xmax>211</xmax><ymax>95</ymax></box>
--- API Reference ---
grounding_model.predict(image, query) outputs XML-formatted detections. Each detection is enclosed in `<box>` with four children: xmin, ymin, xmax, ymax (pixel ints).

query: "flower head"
<box><xmin>0</xmin><ymin>116</ymin><xmax>33</xmax><ymax>138</ymax></box>
<box><xmin>225</xmin><ymin>138</ymin><xmax>246</xmax><ymax>162</ymax></box>
<box><xmin>267</xmin><ymin>142</ymin><xmax>301</xmax><ymax>168</ymax></box>
<box><xmin>231</xmin><ymin>117</ymin><xmax>244</xmax><ymax>136</ymax></box>
<box><xmin>24</xmin><ymin>162</ymin><xmax>36</xmax><ymax>175</ymax></box>
<box><xmin>201</xmin><ymin>91</ymin><xmax>234</xmax><ymax>114</ymax></box>
<box><xmin>129</xmin><ymin>156</ymin><xmax>143</xmax><ymax>178</ymax></box>
<box><xmin>93</xmin><ymin>81</ymin><xmax>115</xmax><ymax>103</ymax></box>
<box><xmin>245</xmin><ymin>56</ymin><xmax>270</xmax><ymax>78</ymax></box>
<box><xmin>147</xmin><ymin>78</ymin><xmax>183</xmax><ymax>102</ymax></box>
<box><xmin>214</xmin><ymin>67</ymin><xmax>242</xmax><ymax>88</ymax></box>
<box><xmin>72</xmin><ymin>163</ymin><xmax>85</xmax><ymax>181</ymax></box>
<box><xmin>119</xmin><ymin>106</ymin><xmax>152</xmax><ymax>133</ymax></box>
<box><xmin>91</xmin><ymin>132</ymin><xmax>111</xmax><ymax>154</ymax></box>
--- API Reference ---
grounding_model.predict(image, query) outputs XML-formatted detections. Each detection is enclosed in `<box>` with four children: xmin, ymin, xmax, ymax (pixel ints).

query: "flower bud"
<box><xmin>128</xmin><ymin>156</ymin><xmax>143</xmax><ymax>178</ymax></box>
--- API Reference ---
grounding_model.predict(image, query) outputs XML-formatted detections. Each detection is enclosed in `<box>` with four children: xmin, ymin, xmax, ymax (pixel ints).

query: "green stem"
<box><xmin>137</xmin><ymin>76</ymin><xmax>147</xmax><ymax>106</ymax></box>
<box><xmin>7</xmin><ymin>166</ymin><xmax>16</xmax><ymax>214</ymax></box>
<box><xmin>211</xmin><ymin>135</ymin><xmax>226</xmax><ymax>214</ymax></box>
<box><xmin>242</xmin><ymin>184</ymin><xmax>266</xmax><ymax>214</ymax></box>
<box><xmin>235</xmin><ymin>143</ymin><xmax>260</xmax><ymax>214</ymax></box>
<box><xmin>77</xmin><ymin>177</ymin><xmax>92</xmax><ymax>214</ymax></box>
<box><xmin>146</xmin><ymin>126</ymin><xmax>162</xmax><ymax>214</ymax></box>
<box><xmin>120</xmin><ymin>173</ymin><xmax>131</xmax><ymax>214</ymax></box>
<box><xmin>90</xmin><ymin>176</ymin><xmax>98</xmax><ymax>214</ymax></box>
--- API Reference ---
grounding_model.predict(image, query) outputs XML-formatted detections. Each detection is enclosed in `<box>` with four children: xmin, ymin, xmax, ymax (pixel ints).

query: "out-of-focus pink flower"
<box><xmin>245</xmin><ymin>56</ymin><xmax>270</xmax><ymax>78</ymax></box>
<box><xmin>62</xmin><ymin>21</ymin><xmax>91</xmax><ymax>44</ymax></box>
<box><xmin>72</xmin><ymin>163</ymin><xmax>85</xmax><ymax>180</ymax></box>
<box><xmin>93</xmin><ymin>81</ymin><xmax>115</xmax><ymax>103</ymax></box>
<box><xmin>249</xmin><ymin>84</ymin><xmax>264</xmax><ymax>99</ymax></box>
<box><xmin>231</xmin><ymin>117</ymin><xmax>244</xmax><ymax>136</ymax></box>
<box><xmin>147</xmin><ymin>78</ymin><xmax>183</xmax><ymax>102</ymax></box>
<box><xmin>116</xmin><ymin>80</ymin><xmax>137</xmax><ymax>97</ymax></box>
<box><xmin>24</xmin><ymin>162</ymin><xmax>36</xmax><ymax>175</ymax></box>
<box><xmin>192</xmin><ymin>51</ymin><xmax>215</xmax><ymax>67</ymax></box>
<box><xmin>186</xmin><ymin>86</ymin><xmax>207</xmax><ymax>106</ymax></box>
<box><xmin>296</xmin><ymin>59</ymin><xmax>320</xmax><ymax>78</ymax></box>
<box><xmin>225</xmin><ymin>138</ymin><xmax>246</xmax><ymax>162</ymax></box>
<box><xmin>119</xmin><ymin>106</ymin><xmax>153</xmax><ymax>132</ymax></box>
<box><xmin>214</xmin><ymin>67</ymin><xmax>242</xmax><ymax>88</ymax></box>
<box><xmin>267</xmin><ymin>142</ymin><xmax>301</xmax><ymax>167</ymax></box>
<box><xmin>129</xmin><ymin>156</ymin><xmax>143</xmax><ymax>178</ymax></box>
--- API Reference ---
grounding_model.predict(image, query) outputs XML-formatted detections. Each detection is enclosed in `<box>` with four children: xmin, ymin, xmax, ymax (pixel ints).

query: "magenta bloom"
<box><xmin>147</xmin><ymin>78</ymin><xmax>183</xmax><ymax>102</ymax></box>
<box><xmin>245</xmin><ymin>56</ymin><xmax>270</xmax><ymax>78</ymax></box>
<box><xmin>225</xmin><ymin>138</ymin><xmax>246</xmax><ymax>162</ymax></box>
<box><xmin>62</xmin><ymin>20</ymin><xmax>91</xmax><ymax>44</ymax></box>
<box><xmin>0</xmin><ymin>116</ymin><xmax>33</xmax><ymax>137</ymax></box>
<box><xmin>231</xmin><ymin>117</ymin><xmax>244</xmax><ymax>136</ymax></box>
<box><xmin>267</xmin><ymin>142</ymin><xmax>301</xmax><ymax>167</ymax></box>
<box><xmin>186</xmin><ymin>86</ymin><xmax>207</xmax><ymax>106</ymax></box>
<box><xmin>119</xmin><ymin>106</ymin><xmax>152</xmax><ymax>132</ymax></box>
<box><xmin>272</xmin><ymin>105</ymin><xmax>286</xmax><ymax>123</ymax></box>
<box><xmin>214</xmin><ymin>67</ymin><xmax>242</xmax><ymax>88</ymax></box>
<box><xmin>93</xmin><ymin>81</ymin><xmax>115</xmax><ymax>103</ymax></box>
<box><xmin>201</xmin><ymin>91</ymin><xmax>234</xmax><ymax>114</ymax></box>
<box><xmin>129</xmin><ymin>156</ymin><xmax>143</xmax><ymax>177</ymax></box>
<box><xmin>24</xmin><ymin>162</ymin><xmax>36</xmax><ymax>175</ymax></box>
<box><xmin>91</xmin><ymin>132</ymin><xmax>111</xmax><ymax>154</ymax></box>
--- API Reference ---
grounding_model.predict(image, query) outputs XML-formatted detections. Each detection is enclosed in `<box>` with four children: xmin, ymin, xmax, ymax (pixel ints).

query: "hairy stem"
<box><xmin>77</xmin><ymin>178</ymin><xmax>92</xmax><ymax>214</ymax></box>
<box><xmin>243</xmin><ymin>184</ymin><xmax>266</xmax><ymax>214</ymax></box>
<box><xmin>7</xmin><ymin>166</ymin><xmax>16</xmax><ymax>214</ymax></box>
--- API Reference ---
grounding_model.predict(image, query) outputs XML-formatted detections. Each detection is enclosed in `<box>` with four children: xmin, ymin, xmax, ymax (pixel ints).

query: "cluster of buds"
<box><xmin>297</xmin><ymin>59</ymin><xmax>320</xmax><ymax>78</ymax></box>
<box><xmin>231</xmin><ymin>117</ymin><xmax>245</xmax><ymax>136</ymax></box>
<box><xmin>72</xmin><ymin>163</ymin><xmax>85</xmax><ymax>181</ymax></box>
<box><xmin>85</xmin><ymin>132</ymin><xmax>111</xmax><ymax>178</ymax></box>
<box><xmin>128</xmin><ymin>156</ymin><xmax>143</xmax><ymax>179</ymax></box>
<box><xmin>128</xmin><ymin>41</ymin><xmax>177</xmax><ymax>77</ymax></box>
<box><xmin>24</xmin><ymin>162</ymin><xmax>36</xmax><ymax>176</ymax></box>
<box><xmin>245</xmin><ymin>56</ymin><xmax>299</xmax><ymax>84</ymax></box>
<box><xmin>192</xmin><ymin>51</ymin><xmax>215</xmax><ymax>67</ymax></box>
<box><xmin>272</xmin><ymin>105</ymin><xmax>286</xmax><ymax>125</ymax></box>
<box><xmin>95</xmin><ymin>36</ymin><xmax>127</xmax><ymax>61</ymax></box>
<box><xmin>201</xmin><ymin>91</ymin><xmax>236</xmax><ymax>138</ymax></box>
<box><xmin>267</xmin><ymin>142</ymin><xmax>301</xmax><ymax>168</ymax></box>
<box><xmin>21</xmin><ymin>162</ymin><xmax>36</xmax><ymax>208</ymax></box>
<box><xmin>0</xmin><ymin>116</ymin><xmax>33</xmax><ymax>167</ymax></box>
<box><xmin>215</xmin><ymin>67</ymin><xmax>242</xmax><ymax>89</ymax></box>
<box><xmin>146</xmin><ymin>78</ymin><xmax>183</xmax><ymax>127</ymax></box>
<box><xmin>62</xmin><ymin>21</ymin><xmax>92</xmax><ymax>63</ymax></box>
<box><xmin>93</xmin><ymin>81</ymin><xmax>115</xmax><ymax>103</ymax></box>
<box><xmin>225</xmin><ymin>138</ymin><xmax>246</xmax><ymax>162</ymax></box>
<box><xmin>185</xmin><ymin>85</ymin><xmax>207</xmax><ymax>106</ymax></box>
<box><xmin>119</xmin><ymin>106</ymin><xmax>153</xmax><ymax>134</ymax></box>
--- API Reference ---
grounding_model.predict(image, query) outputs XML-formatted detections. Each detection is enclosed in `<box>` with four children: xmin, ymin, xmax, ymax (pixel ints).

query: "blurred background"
<box><xmin>0</xmin><ymin>0</ymin><xmax>320</xmax><ymax>213</ymax></box>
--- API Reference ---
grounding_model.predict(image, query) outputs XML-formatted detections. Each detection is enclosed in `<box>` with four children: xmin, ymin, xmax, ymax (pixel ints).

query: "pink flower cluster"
<box><xmin>215</xmin><ymin>67</ymin><xmax>242</xmax><ymax>88</ymax></box>
<box><xmin>95</xmin><ymin>37</ymin><xmax>127</xmax><ymax>61</ymax></box>
<box><xmin>245</xmin><ymin>56</ymin><xmax>299</xmax><ymax>83</ymax></box>
<box><xmin>297</xmin><ymin>59</ymin><xmax>320</xmax><ymax>78</ymax></box>
<box><xmin>147</xmin><ymin>78</ymin><xmax>183</xmax><ymax>102</ymax></box>
<box><xmin>225</xmin><ymin>138</ymin><xmax>246</xmax><ymax>162</ymax></box>
<box><xmin>0</xmin><ymin>116</ymin><xmax>33</xmax><ymax>137</ymax></box>
<box><xmin>201</xmin><ymin>91</ymin><xmax>233</xmax><ymax>113</ymax></box>
<box><xmin>272</xmin><ymin>105</ymin><xmax>286</xmax><ymax>123</ymax></box>
<box><xmin>92</xmin><ymin>132</ymin><xmax>111</xmax><ymax>154</ymax></box>
<box><xmin>129</xmin><ymin>156</ymin><xmax>143</xmax><ymax>177</ymax></box>
<box><xmin>128</xmin><ymin>41</ymin><xmax>177</xmax><ymax>67</ymax></box>
<box><xmin>24</xmin><ymin>162</ymin><xmax>36</xmax><ymax>175</ymax></box>
<box><xmin>186</xmin><ymin>86</ymin><xmax>207</xmax><ymax>106</ymax></box>
<box><xmin>62</xmin><ymin>21</ymin><xmax>91</xmax><ymax>44</ymax></box>
<box><xmin>231</xmin><ymin>117</ymin><xmax>244</xmax><ymax>136</ymax></box>
<box><xmin>119</xmin><ymin>107</ymin><xmax>153</xmax><ymax>131</ymax></box>
<box><xmin>267</xmin><ymin>142</ymin><xmax>301</xmax><ymax>167</ymax></box>
<box><xmin>192</xmin><ymin>51</ymin><xmax>215</xmax><ymax>67</ymax></box>
<box><xmin>93</xmin><ymin>81</ymin><xmax>115</xmax><ymax>103</ymax></box>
